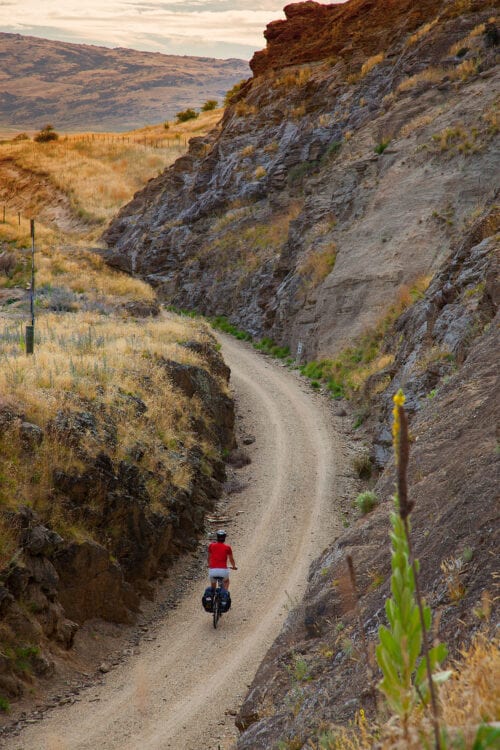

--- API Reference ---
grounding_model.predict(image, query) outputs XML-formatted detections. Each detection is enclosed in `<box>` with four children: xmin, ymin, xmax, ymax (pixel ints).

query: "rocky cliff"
<box><xmin>235</xmin><ymin>204</ymin><xmax>499</xmax><ymax>748</ymax></box>
<box><xmin>103</xmin><ymin>0</ymin><xmax>498</xmax><ymax>360</ymax></box>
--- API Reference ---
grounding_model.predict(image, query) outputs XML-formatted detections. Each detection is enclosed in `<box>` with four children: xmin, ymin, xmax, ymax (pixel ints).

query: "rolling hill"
<box><xmin>0</xmin><ymin>32</ymin><xmax>249</xmax><ymax>132</ymax></box>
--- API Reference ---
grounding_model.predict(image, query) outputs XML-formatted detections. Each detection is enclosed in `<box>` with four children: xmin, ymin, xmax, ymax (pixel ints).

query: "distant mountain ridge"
<box><xmin>0</xmin><ymin>33</ymin><xmax>249</xmax><ymax>132</ymax></box>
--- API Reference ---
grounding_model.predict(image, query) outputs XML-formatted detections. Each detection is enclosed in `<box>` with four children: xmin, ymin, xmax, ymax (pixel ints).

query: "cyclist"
<box><xmin>208</xmin><ymin>529</ymin><xmax>237</xmax><ymax>591</ymax></box>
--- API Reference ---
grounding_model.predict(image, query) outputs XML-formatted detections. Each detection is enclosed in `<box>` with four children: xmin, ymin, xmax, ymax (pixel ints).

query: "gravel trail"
<box><xmin>7</xmin><ymin>335</ymin><xmax>344</xmax><ymax>750</ymax></box>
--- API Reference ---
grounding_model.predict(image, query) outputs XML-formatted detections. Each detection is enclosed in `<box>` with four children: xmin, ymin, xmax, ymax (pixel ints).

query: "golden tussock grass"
<box><xmin>0</xmin><ymin>311</ymin><xmax>214</xmax><ymax>525</ymax></box>
<box><xmin>297</xmin><ymin>244</ymin><xmax>337</xmax><ymax>288</ymax></box>
<box><xmin>199</xmin><ymin>201</ymin><xmax>302</xmax><ymax>272</ymax></box>
<box><xmin>399</xmin><ymin>113</ymin><xmax>435</xmax><ymax>138</ymax></box>
<box><xmin>310</xmin><ymin>634</ymin><xmax>499</xmax><ymax>749</ymax></box>
<box><xmin>240</xmin><ymin>144</ymin><xmax>255</xmax><ymax>157</ymax></box>
<box><xmin>0</xmin><ymin>239</ymin><xmax>156</xmax><ymax>312</ymax></box>
<box><xmin>0</xmin><ymin>110</ymin><xmax>221</xmax><ymax>233</ymax></box>
<box><xmin>406</xmin><ymin>18</ymin><xmax>439</xmax><ymax>47</ymax></box>
<box><xmin>235</xmin><ymin>101</ymin><xmax>258</xmax><ymax>117</ymax></box>
<box><xmin>347</xmin><ymin>53</ymin><xmax>385</xmax><ymax>85</ymax></box>
<box><xmin>274</xmin><ymin>66</ymin><xmax>312</xmax><ymax>90</ymax></box>
<box><xmin>36</xmin><ymin>247</ymin><xmax>156</xmax><ymax>303</ymax></box>
<box><xmin>397</xmin><ymin>66</ymin><xmax>448</xmax><ymax>93</ymax></box>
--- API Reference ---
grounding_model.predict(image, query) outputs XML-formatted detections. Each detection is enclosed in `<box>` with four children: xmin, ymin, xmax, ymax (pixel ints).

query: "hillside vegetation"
<box><xmin>0</xmin><ymin>111</ymin><xmax>233</xmax><ymax>710</ymax></box>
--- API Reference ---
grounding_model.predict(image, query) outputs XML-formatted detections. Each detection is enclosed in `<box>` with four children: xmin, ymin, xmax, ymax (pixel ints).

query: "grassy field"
<box><xmin>0</xmin><ymin>109</ymin><xmax>221</xmax><ymax>236</ymax></box>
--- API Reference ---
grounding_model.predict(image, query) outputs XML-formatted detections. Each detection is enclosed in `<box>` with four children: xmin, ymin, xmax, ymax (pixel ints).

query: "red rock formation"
<box><xmin>250</xmin><ymin>0</ymin><xmax>485</xmax><ymax>75</ymax></box>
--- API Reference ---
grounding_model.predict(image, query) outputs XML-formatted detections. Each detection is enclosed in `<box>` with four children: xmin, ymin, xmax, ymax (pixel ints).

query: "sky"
<box><xmin>0</xmin><ymin>0</ymin><xmax>308</xmax><ymax>60</ymax></box>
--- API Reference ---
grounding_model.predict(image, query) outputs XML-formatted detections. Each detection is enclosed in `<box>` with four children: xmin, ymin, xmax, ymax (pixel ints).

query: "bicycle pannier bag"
<box><xmin>220</xmin><ymin>590</ymin><xmax>231</xmax><ymax>612</ymax></box>
<box><xmin>202</xmin><ymin>586</ymin><xmax>214</xmax><ymax>612</ymax></box>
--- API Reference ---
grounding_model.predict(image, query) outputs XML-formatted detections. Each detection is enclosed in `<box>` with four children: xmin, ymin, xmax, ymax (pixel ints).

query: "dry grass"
<box><xmin>0</xmin><ymin>311</ymin><xmax>215</xmax><ymax>529</ymax></box>
<box><xmin>399</xmin><ymin>113</ymin><xmax>435</xmax><ymax>138</ymax></box>
<box><xmin>397</xmin><ymin>66</ymin><xmax>447</xmax><ymax>93</ymax></box>
<box><xmin>347</xmin><ymin>53</ymin><xmax>385</xmax><ymax>84</ymax></box>
<box><xmin>199</xmin><ymin>202</ymin><xmax>302</xmax><ymax>274</ymax></box>
<box><xmin>0</xmin><ymin>237</ymin><xmax>156</xmax><ymax>313</ymax></box>
<box><xmin>441</xmin><ymin>634</ymin><xmax>500</xmax><ymax>731</ymax></box>
<box><xmin>240</xmin><ymin>144</ymin><xmax>255</xmax><ymax>158</ymax></box>
<box><xmin>0</xmin><ymin>110</ymin><xmax>221</xmax><ymax>234</ymax></box>
<box><xmin>36</xmin><ymin>247</ymin><xmax>155</xmax><ymax>303</ymax></box>
<box><xmin>291</xmin><ymin>105</ymin><xmax>307</xmax><ymax>119</ymax></box>
<box><xmin>235</xmin><ymin>101</ymin><xmax>258</xmax><ymax>117</ymax></box>
<box><xmin>406</xmin><ymin>18</ymin><xmax>439</xmax><ymax>46</ymax></box>
<box><xmin>310</xmin><ymin>633</ymin><xmax>499</xmax><ymax>749</ymax></box>
<box><xmin>298</xmin><ymin>244</ymin><xmax>337</xmax><ymax>288</ymax></box>
<box><xmin>274</xmin><ymin>66</ymin><xmax>312</xmax><ymax>90</ymax></box>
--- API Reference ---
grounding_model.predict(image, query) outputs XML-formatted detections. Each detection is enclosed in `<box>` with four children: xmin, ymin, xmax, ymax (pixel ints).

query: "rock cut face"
<box><xmin>102</xmin><ymin>0</ymin><xmax>499</xmax><ymax>361</ymax></box>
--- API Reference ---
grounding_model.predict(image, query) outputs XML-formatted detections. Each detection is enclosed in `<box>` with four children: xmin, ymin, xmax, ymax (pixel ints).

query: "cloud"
<box><xmin>0</xmin><ymin>0</ymin><xmax>289</xmax><ymax>58</ymax></box>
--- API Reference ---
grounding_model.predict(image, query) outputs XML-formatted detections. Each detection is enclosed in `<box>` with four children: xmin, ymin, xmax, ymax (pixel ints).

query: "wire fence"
<box><xmin>61</xmin><ymin>132</ymin><xmax>190</xmax><ymax>149</ymax></box>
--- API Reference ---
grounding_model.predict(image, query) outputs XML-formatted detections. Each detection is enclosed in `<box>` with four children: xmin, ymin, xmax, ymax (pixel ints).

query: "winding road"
<box><xmin>7</xmin><ymin>335</ymin><xmax>344</xmax><ymax>750</ymax></box>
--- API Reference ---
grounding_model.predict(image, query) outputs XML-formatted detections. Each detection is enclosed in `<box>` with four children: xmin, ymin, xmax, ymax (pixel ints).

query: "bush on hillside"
<box><xmin>12</xmin><ymin>132</ymin><xmax>29</xmax><ymax>141</ymax></box>
<box><xmin>202</xmin><ymin>99</ymin><xmax>218</xmax><ymax>111</ymax></box>
<box><xmin>176</xmin><ymin>108</ymin><xmax>198</xmax><ymax>123</ymax></box>
<box><xmin>355</xmin><ymin>490</ymin><xmax>378</xmax><ymax>514</ymax></box>
<box><xmin>224</xmin><ymin>79</ymin><xmax>246</xmax><ymax>106</ymax></box>
<box><xmin>34</xmin><ymin>124</ymin><xmax>59</xmax><ymax>143</ymax></box>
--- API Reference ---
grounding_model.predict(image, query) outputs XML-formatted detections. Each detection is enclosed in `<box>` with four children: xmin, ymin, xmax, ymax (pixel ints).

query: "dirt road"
<box><xmin>7</xmin><ymin>336</ymin><xmax>344</xmax><ymax>750</ymax></box>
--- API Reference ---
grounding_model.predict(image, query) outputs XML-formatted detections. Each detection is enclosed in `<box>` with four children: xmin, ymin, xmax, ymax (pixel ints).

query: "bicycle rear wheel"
<box><xmin>213</xmin><ymin>592</ymin><xmax>220</xmax><ymax>629</ymax></box>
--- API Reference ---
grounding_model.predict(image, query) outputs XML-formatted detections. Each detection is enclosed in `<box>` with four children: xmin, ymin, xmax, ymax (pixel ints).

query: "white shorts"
<box><xmin>209</xmin><ymin>568</ymin><xmax>229</xmax><ymax>582</ymax></box>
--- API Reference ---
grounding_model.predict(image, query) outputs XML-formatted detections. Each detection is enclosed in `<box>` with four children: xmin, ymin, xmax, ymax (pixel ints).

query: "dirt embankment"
<box><xmin>0</xmin><ymin>159</ymin><xmax>88</xmax><ymax>233</ymax></box>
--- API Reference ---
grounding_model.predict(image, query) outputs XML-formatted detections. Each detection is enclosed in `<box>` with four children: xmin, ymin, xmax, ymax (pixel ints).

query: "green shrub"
<box><xmin>202</xmin><ymin>99</ymin><xmax>218</xmax><ymax>111</ymax></box>
<box><xmin>34</xmin><ymin>124</ymin><xmax>58</xmax><ymax>143</ymax></box>
<box><xmin>355</xmin><ymin>490</ymin><xmax>378</xmax><ymax>514</ymax></box>
<box><xmin>374</xmin><ymin>139</ymin><xmax>390</xmax><ymax>154</ymax></box>
<box><xmin>0</xmin><ymin>696</ymin><xmax>10</xmax><ymax>713</ymax></box>
<box><xmin>176</xmin><ymin>108</ymin><xmax>198</xmax><ymax>123</ymax></box>
<box><xmin>210</xmin><ymin>316</ymin><xmax>252</xmax><ymax>340</ymax></box>
<box><xmin>254</xmin><ymin>337</ymin><xmax>290</xmax><ymax>359</ymax></box>
<box><xmin>224</xmin><ymin>79</ymin><xmax>247</xmax><ymax>106</ymax></box>
<box><xmin>288</xmin><ymin>160</ymin><xmax>318</xmax><ymax>184</ymax></box>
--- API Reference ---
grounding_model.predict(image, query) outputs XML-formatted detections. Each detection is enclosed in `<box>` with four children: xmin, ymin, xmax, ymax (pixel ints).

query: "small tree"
<box><xmin>202</xmin><ymin>99</ymin><xmax>218</xmax><ymax>111</ymax></box>
<box><xmin>176</xmin><ymin>108</ymin><xmax>198</xmax><ymax>123</ymax></box>
<box><xmin>34</xmin><ymin>124</ymin><xmax>58</xmax><ymax>143</ymax></box>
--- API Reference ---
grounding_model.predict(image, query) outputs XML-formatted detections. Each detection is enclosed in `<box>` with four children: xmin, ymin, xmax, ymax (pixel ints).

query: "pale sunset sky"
<box><xmin>0</xmin><ymin>0</ymin><xmax>342</xmax><ymax>60</ymax></box>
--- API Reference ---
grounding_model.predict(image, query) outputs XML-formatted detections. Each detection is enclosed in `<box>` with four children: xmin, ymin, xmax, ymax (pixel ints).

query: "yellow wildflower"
<box><xmin>393</xmin><ymin>389</ymin><xmax>406</xmax><ymax>406</ymax></box>
<box><xmin>392</xmin><ymin>389</ymin><xmax>406</xmax><ymax>461</ymax></box>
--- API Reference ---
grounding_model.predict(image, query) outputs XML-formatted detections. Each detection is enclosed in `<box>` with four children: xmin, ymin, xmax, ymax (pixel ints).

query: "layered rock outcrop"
<box><xmin>102</xmin><ymin>0</ymin><xmax>499</xmax><ymax>362</ymax></box>
<box><xmin>0</xmin><ymin>337</ymin><xmax>234</xmax><ymax>702</ymax></box>
<box><xmin>235</xmin><ymin>204</ymin><xmax>499</xmax><ymax>749</ymax></box>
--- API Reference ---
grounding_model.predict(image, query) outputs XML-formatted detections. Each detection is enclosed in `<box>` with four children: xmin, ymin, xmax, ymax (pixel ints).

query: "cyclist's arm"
<box><xmin>229</xmin><ymin>553</ymin><xmax>237</xmax><ymax>569</ymax></box>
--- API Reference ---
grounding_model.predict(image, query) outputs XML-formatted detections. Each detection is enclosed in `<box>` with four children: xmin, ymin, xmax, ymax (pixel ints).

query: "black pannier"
<box><xmin>202</xmin><ymin>586</ymin><xmax>214</xmax><ymax>612</ymax></box>
<box><xmin>220</xmin><ymin>589</ymin><xmax>231</xmax><ymax>612</ymax></box>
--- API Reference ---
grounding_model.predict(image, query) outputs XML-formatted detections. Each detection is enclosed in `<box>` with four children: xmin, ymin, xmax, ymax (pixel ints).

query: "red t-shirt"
<box><xmin>208</xmin><ymin>542</ymin><xmax>232</xmax><ymax>568</ymax></box>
